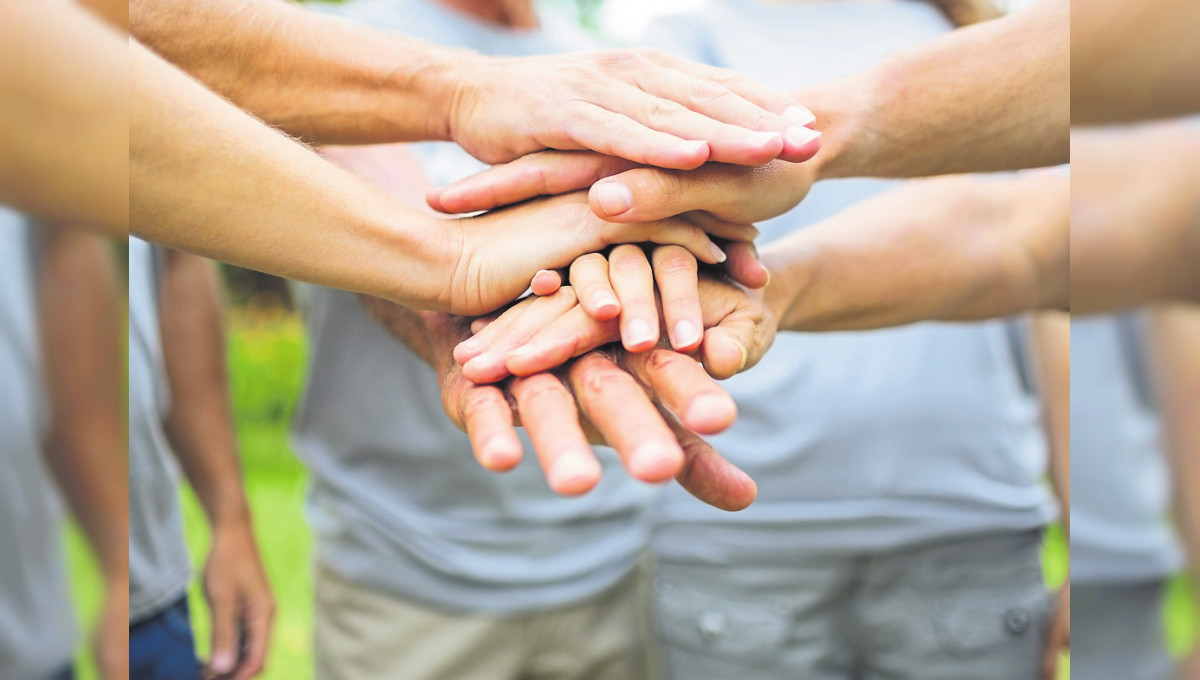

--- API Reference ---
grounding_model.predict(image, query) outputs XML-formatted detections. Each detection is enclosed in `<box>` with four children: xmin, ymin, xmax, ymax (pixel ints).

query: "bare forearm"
<box><xmin>129</xmin><ymin>38</ymin><xmax>453</xmax><ymax>307</ymax></box>
<box><xmin>38</xmin><ymin>227</ymin><xmax>128</xmax><ymax>580</ymax></box>
<box><xmin>130</xmin><ymin>0</ymin><xmax>461</xmax><ymax>144</ymax></box>
<box><xmin>1070</xmin><ymin>125</ymin><xmax>1200</xmax><ymax>314</ymax></box>
<box><xmin>1072</xmin><ymin>0</ymin><xmax>1200</xmax><ymax>125</ymax></box>
<box><xmin>160</xmin><ymin>251</ymin><xmax>249</xmax><ymax>525</ymax></box>
<box><xmin>800</xmin><ymin>0</ymin><xmax>1068</xmax><ymax>181</ymax></box>
<box><xmin>762</xmin><ymin>174</ymin><xmax>1068</xmax><ymax>332</ymax></box>
<box><xmin>0</xmin><ymin>1</ymin><xmax>127</xmax><ymax>236</ymax></box>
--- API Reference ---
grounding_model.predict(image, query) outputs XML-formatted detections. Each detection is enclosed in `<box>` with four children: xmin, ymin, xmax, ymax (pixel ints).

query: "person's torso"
<box><xmin>647</xmin><ymin>0</ymin><xmax>1054</xmax><ymax>562</ymax></box>
<box><xmin>294</xmin><ymin>0</ymin><xmax>656</xmax><ymax>614</ymax></box>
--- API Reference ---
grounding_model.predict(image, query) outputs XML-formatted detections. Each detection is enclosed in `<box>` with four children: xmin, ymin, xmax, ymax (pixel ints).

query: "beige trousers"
<box><xmin>314</xmin><ymin>563</ymin><xmax>660</xmax><ymax>680</ymax></box>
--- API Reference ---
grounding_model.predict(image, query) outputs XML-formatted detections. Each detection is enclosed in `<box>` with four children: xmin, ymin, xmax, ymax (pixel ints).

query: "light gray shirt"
<box><xmin>648</xmin><ymin>0</ymin><xmax>1055</xmax><ymax>563</ymax></box>
<box><xmin>292</xmin><ymin>0</ymin><xmax>657</xmax><ymax>615</ymax></box>
<box><xmin>1070</xmin><ymin>314</ymin><xmax>1182</xmax><ymax>584</ymax></box>
<box><xmin>128</xmin><ymin>237</ymin><xmax>192</xmax><ymax>622</ymax></box>
<box><xmin>0</xmin><ymin>209</ymin><xmax>76</xmax><ymax>678</ymax></box>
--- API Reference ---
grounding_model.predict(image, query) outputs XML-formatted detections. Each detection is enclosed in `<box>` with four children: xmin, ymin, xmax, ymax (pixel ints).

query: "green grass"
<box><xmin>65</xmin><ymin>308</ymin><xmax>1193</xmax><ymax>679</ymax></box>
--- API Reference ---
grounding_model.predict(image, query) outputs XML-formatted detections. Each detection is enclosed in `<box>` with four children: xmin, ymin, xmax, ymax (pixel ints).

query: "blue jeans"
<box><xmin>129</xmin><ymin>595</ymin><xmax>201</xmax><ymax>680</ymax></box>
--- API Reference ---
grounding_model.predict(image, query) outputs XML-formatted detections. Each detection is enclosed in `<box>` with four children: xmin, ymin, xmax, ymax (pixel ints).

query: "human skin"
<box><xmin>0</xmin><ymin>0</ymin><xmax>127</xmax><ymax>237</ymax></box>
<box><xmin>129</xmin><ymin>0</ymin><xmax>822</xmax><ymax>166</ymax></box>
<box><xmin>37</xmin><ymin>225</ymin><xmax>129</xmax><ymax>680</ymax></box>
<box><xmin>357</xmin><ymin>296</ymin><xmax>758</xmax><ymax>511</ymax></box>
<box><xmin>130</xmin><ymin>38</ymin><xmax>748</xmax><ymax>316</ymax></box>
<box><xmin>427</xmin><ymin>0</ymin><xmax>1068</xmax><ymax>217</ymax></box>
<box><xmin>1071</xmin><ymin>124</ymin><xmax>1200</xmax><ymax>314</ymax></box>
<box><xmin>158</xmin><ymin>250</ymin><xmax>275</xmax><ymax>680</ymax></box>
<box><xmin>317</xmin><ymin>141</ymin><xmax>756</xmax><ymax>509</ymax></box>
<box><xmin>457</xmin><ymin>173</ymin><xmax>1070</xmax><ymax>382</ymax></box>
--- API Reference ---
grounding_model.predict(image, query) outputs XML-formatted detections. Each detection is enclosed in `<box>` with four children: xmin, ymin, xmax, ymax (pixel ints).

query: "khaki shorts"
<box><xmin>315</xmin><ymin>562</ymin><xmax>659</xmax><ymax>680</ymax></box>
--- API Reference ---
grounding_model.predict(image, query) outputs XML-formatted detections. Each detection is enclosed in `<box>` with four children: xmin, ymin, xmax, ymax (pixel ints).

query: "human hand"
<box><xmin>428</xmin><ymin>313</ymin><xmax>756</xmax><ymax>510</ymax></box>
<box><xmin>203</xmin><ymin>518</ymin><xmax>276</xmax><ymax>680</ymax></box>
<box><xmin>1180</xmin><ymin>646</ymin><xmax>1200</xmax><ymax>680</ymax></box>
<box><xmin>443</xmin><ymin>191</ymin><xmax>756</xmax><ymax>315</ymax></box>
<box><xmin>95</xmin><ymin>576</ymin><xmax>129</xmax><ymax>680</ymax></box>
<box><xmin>445</xmin><ymin>48</ymin><xmax>820</xmax><ymax>168</ymax></box>
<box><xmin>1042</xmin><ymin>585</ymin><xmax>1070</xmax><ymax>680</ymax></box>
<box><xmin>427</xmin><ymin>150</ymin><xmax>819</xmax><ymax>224</ymax></box>
<box><xmin>455</xmin><ymin>249</ymin><xmax>780</xmax><ymax>384</ymax></box>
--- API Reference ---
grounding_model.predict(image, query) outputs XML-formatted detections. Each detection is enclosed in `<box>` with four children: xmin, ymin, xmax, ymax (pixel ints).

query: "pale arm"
<box><xmin>0</xmin><ymin>0</ymin><xmax>127</xmax><ymax>236</ymax></box>
<box><xmin>762</xmin><ymin>173</ymin><xmax>1068</xmax><ymax>332</ymax></box>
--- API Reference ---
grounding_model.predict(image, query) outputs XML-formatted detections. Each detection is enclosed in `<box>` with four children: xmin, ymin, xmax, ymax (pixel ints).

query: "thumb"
<box><xmin>700</xmin><ymin>325</ymin><xmax>752</xmax><ymax>380</ymax></box>
<box><xmin>430</xmin><ymin>151</ymin><xmax>637</xmax><ymax>214</ymax></box>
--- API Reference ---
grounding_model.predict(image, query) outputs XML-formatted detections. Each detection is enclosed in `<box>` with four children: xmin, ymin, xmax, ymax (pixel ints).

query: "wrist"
<box><xmin>759</xmin><ymin>242</ymin><xmax>819</xmax><ymax>332</ymax></box>
<box><xmin>795</xmin><ymin>69</ymin><xmax>882</xmax><ymax>182</ymax></box>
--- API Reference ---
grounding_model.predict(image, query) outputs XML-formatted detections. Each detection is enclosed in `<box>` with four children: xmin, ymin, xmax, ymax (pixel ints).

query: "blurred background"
<box><xmin>34</xmin><ymin>1</ymin><xmax>1195</xmax><ymax>680</ymax></box>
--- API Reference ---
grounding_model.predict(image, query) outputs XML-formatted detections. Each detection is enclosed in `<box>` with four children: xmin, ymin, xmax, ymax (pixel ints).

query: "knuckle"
<box><xmin>464</xmin><ymin>388</ymin><xmax>499</xmax><ymax>417</ymax></box>
<box><xmin>653</xmin><ymin>248</ymin><xmax>698</xmax><ymax>277</ymax></box>
<box><xmin>646</xmin><ymin>98</ymin><xmax>686</xmax><ymax>122</ymax></box>
<box><xmin>516</xmin><ymin>377</ymin><xmax>565</xmax><ymax>404</ymax></box>
<box><xmin>578</xmin><ymin>366</ymin><xmax>628</xmax><ymax>397</ymax></box>
<box><xmin>641</xmin><ymin>347</ymin><xmax>680</xmax><ymax>373</ymax></box>
<box><xmin>594</xmin><ymin>48</ymin><xmax>642</xmax><ymax>70</ymax></box>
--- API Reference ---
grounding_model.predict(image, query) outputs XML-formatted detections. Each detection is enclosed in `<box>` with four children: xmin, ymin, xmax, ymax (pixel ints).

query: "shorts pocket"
<box><xmin>928</xmin><ymin>569</ymin><xmax>1052</xmax><ymax>661</ymax></box>
<box><xmin>653</xmin><ymin>572</ymin><xmax>790</xmax><ymax>663</ymax></box>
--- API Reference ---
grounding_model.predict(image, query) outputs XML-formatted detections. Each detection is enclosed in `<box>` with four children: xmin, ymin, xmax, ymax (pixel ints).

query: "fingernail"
<box><xmin>673</xmin><ymin>319</ymin><xmax>701</xmax><ymax>348</ymax></box>
<box><xmin>482</xmin><ymin>439</ymin><xmax>519</xmax><ymax>469</ymax></box>
<box><xmin>593</xmin><ymin>182</ymin><xmax>633</xmax><ymax>216</ymax></box>
<box><xmin>211</xmin><ymin>651</ymin><xmax>234</xmax><ymax>674</ymax></box>
<box><xmin>748</xmin><ymin>130</ymin><xmax>782</xmax><ymax>148</ymax></box>
<box><xmin>688</xmin><ymin>393</ymin><xmax>733</xmax><ymax>426</ymax></box>
<box><xmin>680</xmin><ymin>139</ymin><xmax>709</xmax><ymax>157</ymax></box>
<box><xmin>551</xmin><ymin>456</ymin><xmax>602</xmax><ymax>494</ymax></box>
<box><xmin>785</xmin><ymin>126</ymin><xmax>821</xmax><ymax>149</ymax></box>
<box><xmin>590</xmin><ymin>290</ymin><xmax>620</xmax><ymax>316</ymax></box>
<box><xmin>630</xmin><ymin>443</ymin><xmax>683</xmax><ymax>481</ymax></box>
<box><xmin>735</xmin><ymin>342</ymin><xmax>749</xmax><ymax>372</ymax></box>
<box><xmin>709</xmin><ymin>242</ymin><xmax>728</xmax><ymax>263</ymax></box>
<box><xmin>625</xmin><ymin>318</ymin><xmax>657</xmax><ymax>349</ymax></box>
<box><xmin>784</xmin><ymin>104</ymin><xmax>816</xmax><ymax>126</ymax></box>
<box><xmin>464</xmin><ymin>352</ymin><xmax>497</xmax><ymax>374</ymax></box>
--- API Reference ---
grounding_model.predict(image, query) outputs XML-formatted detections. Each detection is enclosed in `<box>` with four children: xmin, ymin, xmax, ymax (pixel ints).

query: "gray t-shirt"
<box><xmin>0</xmin><ymin>209</ymin><xmax>76</xmax><ymax>678</ymax></box>
<box><xmin>1070</xmin><ymin>314</ymin><xmax>1182</xmax><ymax>584</ymax></box>
<box><xmin>127</xmin><ymin>237</ymin><xmax>192</xmax><ymax>622</ymax></box>
<box><xmin>648</xmin><ymin>0</ymin><xmax>1055</xmax><ymax>563</ymax></box>
<box><xmin>292</xmin><ymin>0</ymin><xmax>657</xmax><ymax>615</ymax></box>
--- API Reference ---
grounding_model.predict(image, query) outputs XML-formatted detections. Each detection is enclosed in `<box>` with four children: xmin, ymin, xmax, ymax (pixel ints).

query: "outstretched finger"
<box><xmin>512</xmin><ymin>372</ymin><xmax>602</xmax><ymax>495</ymax></box>
<box><xmin>662</xmin><ymin>410</ymin><xmax>757</xmax><ymax>511</ymax></box>
<box><xmin>506</xmin><ymin>305</ymin><xmax>620</xmax><ymax>377</ymax></box>
<box><xmin>568</xmin><ymin>353</ymin><xmax>684</xmax><ymax>483</ymax></box>
<box><xmin>608</xmin><ymin>245</ymin><xmax>660</xmax><ymax>352</ymax></box>
<box><xmin>651</xmin><ymin>246</ymin><xmax>703</xmax><ymax>352</ymax></box>
<box><xmin>462</xmin><ymin>288</ymin><xmax>581</xmax><ymax>383</ymax></box>
<box><xmin>640</xmin><ymin>50</ymin><xmax>822</xmax><ymax>162</ymax></box>
<box><xmin>625</xmin><ymin>347</ymin><xmax>737</xmax><ymax>435</ymax></box>
<box><xmin>570</xmin><ymin>253</ymin><xmax>620</xmax><ymax>320</ymax></box>
<box><xmin>427</xmin><ymin>151</ymin><xmax>640</xmax><ymax>214</ymax></box>
<box><xmin>462</xmin><ymin>383</ymin><xmax>523</xmax><ymax>471</ymax></box>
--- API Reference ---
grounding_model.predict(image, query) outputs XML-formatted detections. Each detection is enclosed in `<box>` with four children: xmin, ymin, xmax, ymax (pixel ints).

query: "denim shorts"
<box><xmin>129</xmin><ymin>595</ymin><xmax>201</xmax><ymax>680</ymax></box>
